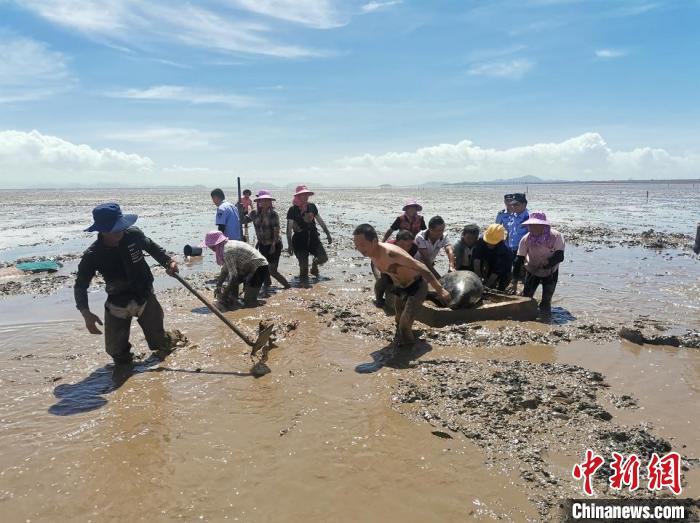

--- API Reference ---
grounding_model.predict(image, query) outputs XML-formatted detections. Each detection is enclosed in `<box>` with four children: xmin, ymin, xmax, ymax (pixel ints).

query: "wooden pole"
<box><xmin>237</xmin><ymin>176</ymin><xmax>245</xmax><ymax>242</ymax></box>
<box><xmin>171</xmin><ymin>272</ymin><xmax>275</xmax><ymax>354</ymax></box>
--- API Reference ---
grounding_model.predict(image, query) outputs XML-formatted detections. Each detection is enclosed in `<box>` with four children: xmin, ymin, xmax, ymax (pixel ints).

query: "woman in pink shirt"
<box><xmin>512</xmin><ymin>210</ymin><xmax>565</xmax><ymax>315</ymax></box>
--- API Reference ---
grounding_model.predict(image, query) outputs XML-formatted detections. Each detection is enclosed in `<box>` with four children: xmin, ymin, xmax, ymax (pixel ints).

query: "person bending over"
<box><xmin>453</xmin><ymin>223</ymin><xmax>479</xmax><ymax>271</ymax></box>
<box><xmin>203</xmin><ymin>231</ymin><xmax>269</xmax><ymax>308</ymax></box>
<box><xmin>354</xmin><ymin>224</ymin><xmax>450</xmax><ymax>353</ymax></box>
<box><xmin>473</xmin><ymin>224</ymin><xmax>513</xmax><ymax>291</ymax></box>
<box><xmin>372</xmin><ymin>229</ymin><xmax>418</xmax><ymax>307</ymax></box>
<box><xmin>414</xmin><ymin>215</ymin><xmax>456</xmax><ymax>278</ymax></box>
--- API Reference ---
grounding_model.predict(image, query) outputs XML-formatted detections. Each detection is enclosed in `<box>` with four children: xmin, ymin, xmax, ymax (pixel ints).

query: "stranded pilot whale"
<box><xmin>438</xmin><ymin>270</ymin><xmax>484</xmax><ymax>309</ymax></box>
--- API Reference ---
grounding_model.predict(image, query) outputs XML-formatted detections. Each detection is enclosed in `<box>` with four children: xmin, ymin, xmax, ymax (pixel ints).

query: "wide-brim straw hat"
<box><xmin>402</xmin><ymin>198</ymin><xmax>423</xmax><ymax>212</ymax></box>
<box><xmin>255</xmin><ymin>189</ymin><xmax>276</xmax><ymax>201</ymax></box>
<box><xmin>521</xmin><ymin>210</ymin><xmax>550</xmax><ymax>226</ymax></box>
<box><xmin>201</xmin><ymin>230</ymin><xmax>228</xmax><ymax>248</ymax></box>
<box><xmin>293</xmin><ymin>185</ymin><xmax>314</xmax><ymax>196</ymax></box>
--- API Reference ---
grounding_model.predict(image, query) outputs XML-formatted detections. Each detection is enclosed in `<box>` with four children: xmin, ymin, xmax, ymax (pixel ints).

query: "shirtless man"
<box><xmin>353</xmin><ymin>224</ymin><xmax>450</xmax><ymax>350</ymax></box>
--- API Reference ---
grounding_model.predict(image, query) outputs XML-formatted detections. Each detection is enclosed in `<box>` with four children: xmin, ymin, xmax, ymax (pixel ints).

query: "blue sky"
<box><xmin>1</xmin><ymin>0</ymin><xmax>699</xmax><ymax>187</ymax></box>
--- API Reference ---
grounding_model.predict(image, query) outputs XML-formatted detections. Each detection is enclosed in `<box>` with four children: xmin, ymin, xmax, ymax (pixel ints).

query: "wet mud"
<box><xmin>619</xmin><ymin>326</ymin><xmax>700</xmax><ymax>349</ymax></box>
<box><xmin>306</xmin><ymin>291</ymin><xmax>700</xmax><ymax>350</ymax></box>
<box><xmin>560</xmin><ymin>225</ymin><xmax>695</xmax><ymax>251</ymax></box>
<box><xmin>1</xmin><ymin>187</ymin><xmax>699</xmax><ymax>521</ymax></box>
<box><xmin>393</xmin><ymin>358</ymin><xmax>693</xmax><ymax>518</ymax></box>
<box><xmin>0</xmin><ymin>273</ymin><xmax>72</xmax><ymax>297</ymax></box>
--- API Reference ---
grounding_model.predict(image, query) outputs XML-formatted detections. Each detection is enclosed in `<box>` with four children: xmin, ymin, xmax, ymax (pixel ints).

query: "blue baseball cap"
<box><xmin>85</xmin><ymin>203</ymin><xmax>138</xmax><ymax>232</ymax></box>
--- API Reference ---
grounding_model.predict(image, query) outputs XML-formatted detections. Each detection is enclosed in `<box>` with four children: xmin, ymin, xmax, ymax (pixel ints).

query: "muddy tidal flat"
<box><xmin>0</xmin><ymin>184</ymin><xmax>699</xmax><ymax>522</ymax></box>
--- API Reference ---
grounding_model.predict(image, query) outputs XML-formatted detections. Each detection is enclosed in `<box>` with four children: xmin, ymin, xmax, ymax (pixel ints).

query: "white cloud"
<box><xmin>608</xmin><ymin>2</ymin><xmax>660</xmax><ymax>17</ymax></box>
<box><xmin>306</xmin><ymin>133</ymin><xmax>700</xmax><ymax>185</ymax></box>
<box><xmin>224</xmin><ymin>0</ymin><xmax>345</xmax><ymax>28</ymax></box>
<box><xmin>3</xmin><ymin>130</ymin><xmax>698</xmax><ymax>188</ymax></box>
<box><xmin>107</xmin><ymin>85</ymin><xmax>258</xmax><ymax>108</ymax></box>
<box><xmin>467</xmin><ymin>45</ymin><xmax>527</xmax><ymax>62</ymax></box>
<box><xmin>15</xmin><ymin>0</ymin><xmax>330</xmax><ymax>58</ymax></box>
<box><xmin>0</xmin><ymin>33</ymin><xmax>74</xmax><ymax>103</ymax></box>
<box><xmin>467</xmin><ymin>59</ymin><xmax>534</xmax><ymax>79</ymax></box>
<box><xmin>103</xmin><ymin>127</ymin><xmax>222</xmax><ymax>150</ymax></box>
<box><xmin>361</xmin><ymin>1</ymin><xmax>402</xmax><ymax>13</ymax></box>
<box><xmin>0</xmin><ymin>130</ymin><xmax>153</xmax><ymax>186</ymax></box>
<box><xmin>595</xmin><ymin>48</ymin><xmax>628</xmax><ymax>59</ymax></box>
<box><xmin>0</xmin><ymin>129</ymin><xmax>239</xmax><ymax>187</ymax></box>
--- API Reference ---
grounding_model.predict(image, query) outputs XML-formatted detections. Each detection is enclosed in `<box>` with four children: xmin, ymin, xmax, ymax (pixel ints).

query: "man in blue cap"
<box><xmin>495</xmin><ymin>192</ymin><xmax>529</xmax><ymax>285</ymax></box>
<box><xmin>74</xmin><ymin>203</ymin><xmax>183</xmax><ymax>366</ymax></box>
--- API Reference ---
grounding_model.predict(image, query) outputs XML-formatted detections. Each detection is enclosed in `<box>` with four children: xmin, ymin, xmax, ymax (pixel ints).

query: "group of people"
<box><xmin>205</xmin><ymin>185</ymin><xmax>333</xmax><ymax>307</ymax></box>
<box><xmin>74</xmin><ymin>188</ymin><xmax>564</xmax><ymax>366</ymax></box>
<box><xmin>73</xmin><ymin>184</ymin><xmax>334</xmax><ymax>366</ymax></box>
<box><xmin>357</xmin><ymin>193</ymin><xmax>565</xmax><ymax>353</ymax></box>
<box><xmin>355</xmin><ymin>193</ymin><xmax>564</xmax><ymax>350</ymax></box>
<box><xmin>373</xmin><ymin>193</ymin><xmax>564</xmax><ymax>311</ymax></box>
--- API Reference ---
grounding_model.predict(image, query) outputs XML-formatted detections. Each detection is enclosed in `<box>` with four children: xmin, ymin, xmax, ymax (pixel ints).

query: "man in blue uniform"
<box><xmin>495</xmin><ymin>192</ymin><xmax>529</xmax><ymax>256</ymax></box>
<box><xmin>211</xmin><ymin>188</ymin><xmax>242</xmax><ymax>241</ymax></box>
<box><xmin>495</xmin><ymin>193</ymin><xmax>529</xmax><ymax>285</ymax></box>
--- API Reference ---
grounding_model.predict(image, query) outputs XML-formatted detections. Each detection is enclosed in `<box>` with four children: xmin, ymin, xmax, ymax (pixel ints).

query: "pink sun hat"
<box><xmin>293</xmin><ymin>185</ymin><xmax>314</xmax><ymax>196</ymax></box>
<box><xmin>402</xmin><ymin>198</ymin><xmax>423</xmax><ymax>212</ymax></box>
<box><xmin>521</xmin><ymin>210</ymin><xmax>551</xmax><ymax>226</ymax></box>
<box><xmin>202</xmin><ymin>230</ymin><xmax>228</xmax><ymax>248</ymax></box>
<box><xmin>254</xmin><ymin>189</ymin><xmax>276</xmax><ymax>201</ymax></box>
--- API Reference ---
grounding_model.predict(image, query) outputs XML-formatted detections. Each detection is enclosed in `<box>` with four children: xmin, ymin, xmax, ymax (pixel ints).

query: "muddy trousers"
<box><xmin>257</xmin><ymin>241</ymin><xmax>289</xmax><ymax>288</ymax></box>
<box><xmin>522</xmin><ymin>270</ymin><xmax>559</xmax><ymax>310</ymax></box>
<box><xmin>374</xmin><ymin>273</ymin><xmax>392</xmax><ymax>302</ymax></box>
<box><xmin>293</xmin><ymin>231</ymin><xmax>328</xmax><ymax>279</ymax></box>
<box><xmin>243</xmin><ymin>266</ymin><xmax>269</xmax><ymax>305</ymax></box>
<box><xmin>104</xmin><ymin>293</ymin><xmax>168</xmax><ymax>364</ymax></box>
<box><xmin>393</xmin><ymin>278</ymin><xmax>428</xmax><ymax>345</ymax></box>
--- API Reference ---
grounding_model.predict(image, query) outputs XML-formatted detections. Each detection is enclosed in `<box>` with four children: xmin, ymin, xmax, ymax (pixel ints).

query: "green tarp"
<box><xmin>16</xmin><ymin>261</ymin><xmax>61</xmax><ymax>273</ymax></box>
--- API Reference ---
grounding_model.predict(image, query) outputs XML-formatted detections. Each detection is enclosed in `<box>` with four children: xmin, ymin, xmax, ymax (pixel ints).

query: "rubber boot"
<box><xmin>310</xmin><ymin>259</ymin><xmax>319</xmax><ymax>277</ymax></box>
<box><xmin>298</xmin><ymin>258</ymin><xmax>309</xmax><ymax>284</ymax></box>
<box><xmin>243</xmin><ymin>286</ymin><xmax>261</xmax><ymax>307</ymax></box>
<box><xmin>273</xmin><ymin>270</ymin><xmax>291</xmax><ymax>289</ymax></box>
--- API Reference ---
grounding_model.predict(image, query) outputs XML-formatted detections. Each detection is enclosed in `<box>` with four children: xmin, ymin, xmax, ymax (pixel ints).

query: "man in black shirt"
<box><xmin>453</xmin><ymin>224</ymin><xmax>479</xmax><ymax>271</ymax></box>
<box><xmin>74</xmin><ymin>203</ymin><xmax>182</xmax><ymax>366</ymax></box>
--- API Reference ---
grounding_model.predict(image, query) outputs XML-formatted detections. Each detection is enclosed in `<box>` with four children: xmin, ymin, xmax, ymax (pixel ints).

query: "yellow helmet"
<box><xmin>483</xmin><ymin>224</ymin><xmax>507</xmax><ymax>245</ymax></box>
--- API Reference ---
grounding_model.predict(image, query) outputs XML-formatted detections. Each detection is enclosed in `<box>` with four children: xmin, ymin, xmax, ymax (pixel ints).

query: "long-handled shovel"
<box><xmin>171</xmin><ymin>272</ymin><xmax>274</xmax><ymax>357</ymax></box>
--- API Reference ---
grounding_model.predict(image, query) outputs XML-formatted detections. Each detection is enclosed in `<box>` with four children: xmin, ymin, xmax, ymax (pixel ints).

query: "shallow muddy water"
<box><xmin>1</xmin><ymin>281</ymin><xmax>699</xmax><ymax>521</ymax></box>
<box><xmin>0</xmin><ymin>185</ymin><xmax>699</xmax><ymax>521</ymax></box>
<box><xmin>0</xmin><ymin>292</ymin><xmax>543</xmax><ymax>522</ymax></box>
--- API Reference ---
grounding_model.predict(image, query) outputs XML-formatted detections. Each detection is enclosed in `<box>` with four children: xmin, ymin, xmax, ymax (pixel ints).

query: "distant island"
<box><xmin>5</xmin><ymin>177</ymin><xmax>699</xmax><ymax>191</ymax></box>
<box><xmin>422</xmin><ymin>176</ymin><xmax>700</xmax><ymax>187</ymax></box>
